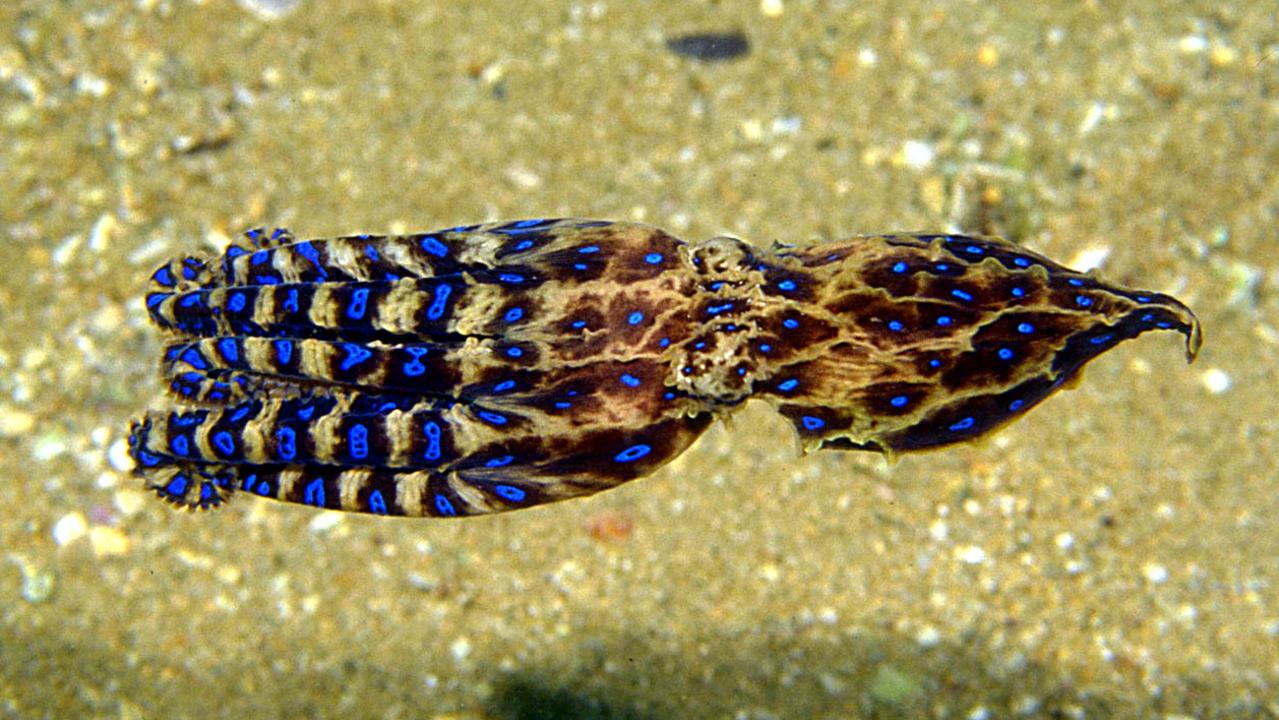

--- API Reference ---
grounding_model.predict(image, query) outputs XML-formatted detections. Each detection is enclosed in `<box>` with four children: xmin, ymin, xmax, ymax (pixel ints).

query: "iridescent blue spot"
<box><xmin>628</xmin><ymin>311</ymin><xmax>644</xmax><ymax>325</ymax></box>
<box><xmin>801</xmin><ymin>416</ymin><xmax>825</xmax><ymax>431</ymax></box>
<box><xmin>554</xmin><ymin>401</ymin><xmax>572</xmax><ymax>409</ymax></box>
<box><xmin>153</xmin><ymin>267</ymin><xmax>175</xmax><ymax>287</ymax></box>
<box><xmin>494</xmin><ymin>484</ymin><xmax>526</xmax><ymax>502</ymax></box>
<box><xmin>1013</xmin><ymin>257</ymin><xmax>1030</xmax><ymax>268</ymax></box>
<box><xmin>296</xmin><ymin>405</ymin><xmax>316</xmax><ymax>421</ymax></box>
<box><xmin>504</xmin><ymin>307</ymin><xmax>524</xmax><ymax>323</ymax></box>
<box><xmin>759</xmin><ymin>344</ymin><xmax>772</xmax><ymax>353</ymax></box>
<box><xmin>1136</xmin><ymin>295</ymin><xmax>1151</xmax><ymax>303</ymax></box>
<box><xmin>1156</xmin><ymin>321</ymin><xmax>1172</xmax><ymax>328</ymax></box>
<box><xmin>434</xmin><ymin>495</ymin><xmax>457</xmax><ymax>517</ymax></box>
<box><xmin>181</xmin><ymin>348</ymin><xmax>209</xmax><ymax>369</ymax></box>
<box><xmin>663</xmin><ymin>391</ymin><xmax>675</xmax><ymax>400</ymax></box>
<box><xmin>478</xmin><ymin>410</ymin><xmax>508</xmax><ymax>426</ymax></box>
<box><xmin>170</xmin><ymin>434</ymin><xmax>189</xmax><ymax>455</ymax></box>
<box><xmin>573</xmin><ymin>263</ymin><xmax>588</xmax><ymax>271</ymax></box>
<box><xmin>1009</xmin><ymin>399</ymin><xmax>1025</xmax><ymax>411</ymax></box>
<box><xmin>892</xmin><ymin>261</ymin><xmax>908</xmax><ymax>273</ymax></box>
<box><xmin>228</xmin><ymin>404</ymin><xmax>253</xmax><ymax>423</ymax></box>
<box><xmin>736</xmin><ymin>367</ymin><xmax>746</xmax><ymax>376</ymax></box>
<box><xmin>251</xmin><ymin>250</ymin><xmax>269</xmax><ymax>265</ymax></box>
<box><xmin>614</xmin><ymin>444</ymin><xmax>651</xmax><ymax>463</ymax></box>
<box><xmin>929</xmin><ymin>358</ymin><xmax>942</xmax><ymax>368</ymax></box>
<box><xmin>364</xmin><ymin>244</ymin><xmax>379</xmax><ymax>262</ymax></box>
<box><xmin>283</xmin><ymin>288</ymin><xmax>300</xmax><ymax>313</ymax></box>
<box><xmin>485</xmin><ymin>455</ymin><xmax>514</xmax><ymax>468</ymax></box>
<box><xmin>494</xmin><ymin>380</ymin><xmax>516</xmax><ymax>393</ymax></box>
<box><xmin>778</xmin><ymin>378</ymin><xmax>799</xmax><ymax>392</ymax></box>
<box><xmin>707</xmin><ymin>303</ymin><xmax>733</xmax><ymax>315</ymax></box>
<box><xmin>571</xmin><ymin>319</ymin><xmax>587</xmax><ymax>329</ymax></box>
<box><xmin>274</xmin><ymin>339</ymin><xmax>293</xmax><ymax>364</ymax></box>
<box><xmin>659</xmin><ymin>337</ymin><xmax>671</xmax><ymax>348</ymax></box>
<box><xmin>199</xmin><ymin>482</ymin><xmax>215</xmax><ymax>502</ymax></box>
<box><xmin>295</xmin><ymin>242</ymin><xmax>325</xmax><ymax>278</ymax></box>
<box><xmin>949</xmin><ymin>417</ymin><xmax>975</xmax><ymax>431</ymax></box>
<box><xmin>146</xmin><ymin>293</ymin><xmax>167</xmax><ymax>309</ymax></box>
<box><xmin>1075</xmin><ymin>295</ymin><xmax>1092</xmax><ymax>307</ymax></box>
<box><xmin>255</xmin><ymin>273</ymin><xmax>281</xmax><ymax>285</ymax></box>
<box><xmin>1090</xmin><ymin>334</ymin><xmax>1113</xmax><ymax>345</ymax></box>
<box><xmin>514</xmin><ymin>239</ymin><xmax>535</xmax><ymax>252</ymax></box>
<box><xmin>423</xmin><ymin>421</ymin><xmax>442</xmax><ymax>461</ymax></box>
<box><xmin>420</xmin><ymin>236</ymin><xmax>449</xmax><ymax>258</ymax></box>
<box><xmin>694</xmin><ymin>341</ymin><xmax>706</xmax><ymax>350</ymax></box>
<box><xmin>778</xmin><ymin>279</ymin><xmax>797</xmax><ymax>291</ymax></box>
<box><xmin>645</xmin><ymin>252</ymin><xmax>663</xmax><ymax>264</ymax></box>
<box><xmin>890</xmin><ymin>395</ymin><xmax>908</xmax><ymax>408</ymax></box>
<box><xmin>620</xmin><ymin>373</ymin><xmax>641</xmax><ymax>387</ymax></box>
<box><xmin>254</xmin><ymin>480</ymin><xmax>271</xmax><ymax>496</ymax></box>
<box><xmin>1011</xmin><ymin>287</ymin><xmax>1025</xmax><ymax>298</ymax></box>
<box><xmin>951</xmin><ymin>289</ymin><xmax>973</xmax><ymax>302</ymax></box>
<box><xmin>514</xmin><ymin>218</ymin><xmax>545</xmax><ymax>228</ymax></box>
<box><xmin>936</xmin><ymin>263</ymin><xmax>950</xmax><ymax>272</ymax></box>
<box><xmin>276</xmin><ymin>427</ymin><xmax>296</xmax><ymax>460</ymax></box>
<box><xmin>965</xmin><ymin>245</ymin><xmax>984</xmax><ymax>254</ymax></box>
<box><xmin>348</xmin><ymin>424</ymin><xmax>369</xmax><ymax>460</ymax></box>
<box><xmin>1017</xmin><ymin>322</ymin><xmax>1034</xmax><ymax>334</ymax></box>
<box><xmin>136</xmin><ymin>450</ymin><xmax>162</xmax><ymax>468</ymax></box>
<box><xmin>180</xmin><ymin>293</ymin><xmax>204</xmax><ymax>309</ymax></box>
<box><xmin>340</xmin><ymin>343</ymin><xmax>373</xmax><ymax>371</ymax></box>
<box><xmin>347</xmin><ymin>288</ymin><xmax>370</xmax><ymax>319</ymax></box>
<box><xmin>936</xmin><ymin>316</ymin><xmax>953</xmax><ymax>327</ymax></box>
<box><xmin>368</xmin><ymin>490</ymin><xmax>388</xmax><ymax>514</ymax></box>
<box><xmin>998</xmin><ymin>348</ymin><xmax>1014</xmax><ymax>360</ymax></box>
<box><xmin>888</xmin><ymin>320</ymin><xmax>904</xmax><ymax>332</ymax></box>
<box><xmin>783</xmin><ymin>318</ymin><xmax>799</xmax><ymax>329</ymax></box>
<box><xmin>427</xmin><ymin>284</ymin><xmax>452</xmax><ymax>321</ymax></box>
<box><xmin>578</xmin><ymin>245</ymin><xmax>600</xmax><ymax>254</ymax></box>
<box><xmin>228</xmin><ymin>292</ymin><xmax>247</xmax><ymax>312</ymax></box>
<box><xmin>1141</xmin><ymin>313</ymin><xmax>1155</xmax><ymax>323</ymax></box>
<box><xmin>498</xmin><ymin>273</ymin><xmax>524</xmax><ymax>284</ymax></box>
<box><xmin>304</xmin><ymin>478</ymin><xmax>326</xmax><ymax>507</ymax></box>
<box><xmin>239</xmin><ymin>473</ymin><xmax>258</xmax><ymax>492</ymax></box>
<box><xmin>165</xmin><ymin>475</ymin><xmax>188</xmax><ymax>497</ymax></box>
<box><xmin>213</xmin><ymin>431</ymin><xmax>235</xmax><ymax>456</ymax></box>
<box><xmin>506</xmin><ymin>346</ymin><xmax>523</xmax><ymax>358</ymax></box>
<box><xmin>1068</xmin><ymin>278</ymin><xmax>1084</xmax><ymax>287</ymax></box>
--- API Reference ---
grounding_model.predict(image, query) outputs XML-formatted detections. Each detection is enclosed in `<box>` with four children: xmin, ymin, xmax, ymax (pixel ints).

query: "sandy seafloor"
<box><xmin>1</xmin><ymin>0</ymin><xmax>1277</xmax><ymax>718</ymax></box>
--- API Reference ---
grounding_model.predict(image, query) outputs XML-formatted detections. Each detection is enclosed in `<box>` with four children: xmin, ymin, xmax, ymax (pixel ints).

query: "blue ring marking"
<box><xmin>434</xmin><ymin>494</ymin><xmax>457</xmax><ymax>517</ymax></box>
<box><xmin>706</xmin><ymin>303</ymin><xmax>733</xmax><ymax>315</ymax></box>
<box><xmin>152</xmin><ymin>267</ymin><xmax>175</xmax><ymax>287</ymax></box>
<box><xmin>276</xmin><ymin>427</ymin><xmax>297</xmax><ymax>461</ymax></box>
<box><xmin>778</xmin><ymin>279</ymin><xmax>797</xmax><ymax>291</ymax></box>
<box><xmin>645</xmin><ymin>252</ymin><xmax>663</xmax><ymax>264</ymax></box>
<box><xmin>283</xmin><ymin>287</ymin><xmax>300</xmax><ymax>313</ymax></box>
<box><xmin>1017</xmin><ymin>322</ymin><xmax>1034</xmax><ymax>334</ymax></box>
<box><xmin>892</xmin><ymin>261</ymin><xmax>908</xmax><ymax>273</ymax></box>
<box><xmin>368</xmin><ymin>489</ymin><xmax>388</xmax><ymax>515</ymax></box>
<box><xmin>171</xmin><ymin>411</ymin><xmax>202</xmax><ymax>428</ymax></box>
<box><xmin>998</xmin><ymin>347</ymin><xmax>1014</xmax><ymax>360</ymax></box>
<box><xmin>783</xmin><ymin>318</ymin><xmax>799</xmax><ymax>329</ymax></box>
<box><xmin>759</xmin><ymin>343</ymin><xmax>772</xmax><ymax>353</ymax></box>
<box><xmin>627</xmin><ymin>311</ymin><xmax>644</xmax><ymax>325</ymax></box>
<box><xmin>1011</xmin><ymin>287</ymin><xmax>1025</xmax><ymax>298</ymax></box>
<box><xmin>180</xmin><ymin>293</ymin><xmax>204</xmax><ymax>309</ymax></box>
<box><xmin>890</xmin><ymin>395</ymin><xmax>908</xmax><ymax>408</ymax></box>
<box><xmin>170</xmin><ymin>435</ymin><xmax>189</xmax><ymax>456</ymax></box>
<box><xmin>364</xmin><ymin>244</ymin><xmax>379</xmax><ymax>262</ymax></box>
<box><xmin>778</xmin><ymin>378</ymin><xmax>799</xmax><ymax>392</ymax></box>
<box><xmin>340</xmin><ymin>343</ymin><xmax>374</xmax><ymax>371</ymax></box>
<box><xmin>213</xmin><ymin>431</ymin><xmax>236</xmax><ymax>457</ymax></box>
<box><xmin>1009</xmin><ymin>399</ymin><xmax>1025</xmax><ymax>411</ymax></box>
<box><xmin>801</xmin><ymin>416</ymin><xmax>825</xmax><ymax>431</ymax></box>
<box><xmin>554</xmin><ymin>401</ymin><xmax>572</xmax><ymax>409</ymax></box>
<box><xmin>423</xmin><ymin>421</ymin><xmax>442</xmax><ymax>461</ymax></box>
<box><xmin>578</xmin><ymin>245</ymin><xmax>600</xmax><ymax>254</ymax></box>
<box><xmin>420</xmin><ymin>236</ymin><xmax>449</xmax><ymax>258</ymax></box>
<box><xmin>951</xmin><ymin>289</ymin><xmax>973</xmax><ymax>302</ymax></box>
<box><xmin>506</xmin><ymin>346</ymin><xmax>523</xmax><ymax>358</ymax></box>
<box><xmin>146</xmin><ymin>293</ymin><xmax>168</xmax><ymax>309</ymax></box>
<box><xmin>1090</xmin><ymin>334</ymin><xmax>1113</xmax><ymax>345</ymax></box>
<box><xmin>427</xmin><ymin>284</ymin><xmax>452</xmax><ymax>321</ymax></box>
<box><xmin>514</xmin><ymin>239</ymin><xmax>535</xmax><ymax>251</ymax></box>
<box><xmin>478</xmin><ymin>410</ymin><xmax>508</xmax><ymax>426</ymax></box>
<box><xmin>136</xmin><ymin>450</ymin><xmax>162</xmax><ymax>467</ymax></box>
<box><xmin>274</xmin><ymin>339</ymin><xmax>293</xmax><ymax>365</ymax></box>
<box><xmin>949</xmin><ymin>417</ymin><xmax>975</xmax><ymax>431</ymax></box>
<box><xmin>254</xmin><ymin>479</ymin><xmax>271</xmax><ymax>496</ymax></box>
<box><xmin>1075</xmin><ymin>295</ymin><xmax>1092</xmax><ymax>307</ymax></box>
<box><xmin>228</xmin><ymin>292</ymin><xmax>247</xmax><ymax>312</ymax></box>
<box><xmin>485</xmin><ymin>454</ymin><xmax>514</xmax><ymax>468</ymax></box>
<box><xmin>498</xmin><ymin>273</ymin><xmax>524</xmax><ymax>284</ymax></box>
<box><xmin>504</xmin><ymin>307</ymin><xmax>524</xmax><ymax>323</ymax></box>
<box><xmin>180</xmin><ymin>348</ymin><xmax>209</xmax><ymax>369</ymax></box>
<box><xmin>614</xmin><ymin>444</ymin><xmax>652</xmax><ymax>463</ymax></box>
<box><xmin>620</xmin><ymin>373</ymin><xmax>641</xmax><ymax>387</ymax></box>
<box><xmin>303</xmin><ymin>478</ymin><xmax>326</xmax><ymax>507</ymax></box>
<box><xmin>348</xmin><ymin>423</ymin><xmax>369</xmax><ymax>460</ymax></box>
<box><xmin>1068</xmin><ymin>278</ymin><xmax>1084</xmax><ymax>287</ymax></box>
<box><xmin>571</xmin><ymin>319</ymin><xmax>587</xmax><ymax>329</ymax></box>
<box><xmin>494</xmin><ymin>484</ymin><xmax>527</xmax><ymax>502</ymax></box>
<box><xmin>347</xmin><ymin>288</ymin><xmax>370</xmax><ymax>319</ymax></box>
<box><xmin>888</xmin><ymin>320</ymin><xmax>904</xmax><ymax>332</ymax></box>
<box><xmin>1013</xmin><ymin>257</ymin><xmax>1031</xmax><ymax>268</ymax></box>
<box><xmin>936</xmin><ymin>316</ymin><xmax>953</xmax><ymax>327</ymax></box>
<box><xmin>165</xmin><ymin>475</ymin><xmax>188</xmax><ymax>498</ymax></box>
<box><xmin>229</xmin><ymin>405</ymin><xmax>253</xmax><ymax>423</ymax></box>
<box><xmin>494</xmin><ymin>380</ymin><xmax>516</xmax><ymax>393</ymax></box>
<box><xmin>402</xmin><ymin>346</ymin><xmax>428</xmax><ymax>376</ymax></box>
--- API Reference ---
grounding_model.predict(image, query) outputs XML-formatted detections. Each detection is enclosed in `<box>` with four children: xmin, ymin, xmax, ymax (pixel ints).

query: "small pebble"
<box><xmin>1142</xmin><ymin>562</ymin><xmax>1169</xmax><ymax>584</ymax></box>
<box><xmin>900</xmin><ymin>139</ymin><xmax>936</xmax><ymax>170</ymax></box>
<box><xmin>52</xmin><ymin>512</ymin><xmax>88</xmax><ymax>546</ymax></box>
<box><xmin>0</xmin><ymin>407</ymin><xmax>35</xmax><ymax>438</ymax></box>
<box><xmin>107</xmin><ymin>438</ymin><xmax>134</xmax><ymax>472</ymax></box>
<box><xmin>1199</xmin><ymin>367</ymin><xmax>1231</xmax><ymax>395</ymax></box>
<box><xmin>14</xmin><ymin>557</ymin><xmax>56</xmax><ymax>603</ymax></box>
<box><xmin>760</xmin><ymin>0</ymin><xmax>784</xmax><ymax>17</ymax></box>
<box><xmin>89</xmin><ymin>526</ymin><xmax>131</xmax><ymax>557</ymax></box>
<box><xmin>665</xmin><ymin>32</ymin><xmax>751</xmax><ymax>62</ymax></box>
<box><xmin>450</xmin><ymin>636</ymin><xmax>472</xmax><ymax>663</ymax></box>
<box><xmin>955</xmin><ymin>545</ymin><xmax>987</xmax><ymax>564</ymax></box>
